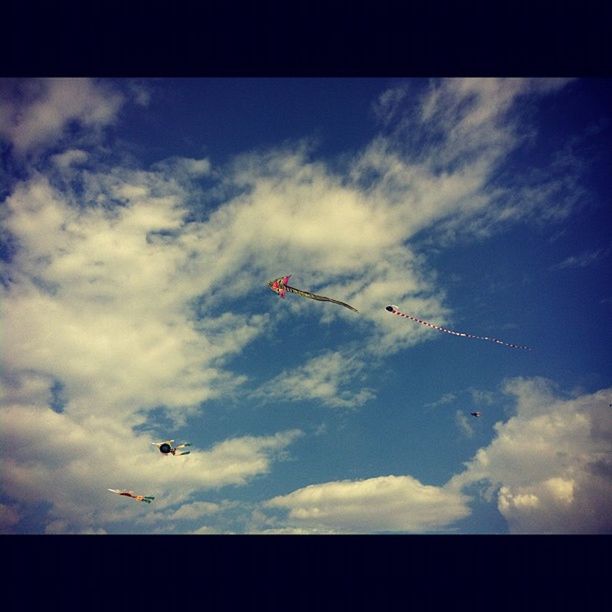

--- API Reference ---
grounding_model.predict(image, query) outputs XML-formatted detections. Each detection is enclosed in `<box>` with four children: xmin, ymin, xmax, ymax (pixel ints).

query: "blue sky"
<box><xmin>0</xmin><ymin>78</ymin><xmax>611</xmax><ymax>534</ymax></box>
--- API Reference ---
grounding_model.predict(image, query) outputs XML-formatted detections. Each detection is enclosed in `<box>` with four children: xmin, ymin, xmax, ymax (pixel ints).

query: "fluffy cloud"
<box><xmin>452</xmin><ymin>378</ymin><xmax>612</xmax><ymax>533</ymax></box>
<box><xmin>265</xmin><ymin>475</ymin><xmax>470</xmax><ymax>533</ymax></box>
<box><xmin>168</xmin><ymin>500</ymin><xmax>225</xmax><ymax>520</ymax></box>
<box><xmin>260</xmin><ymin>378</ymin><xmax>612</xmax><ymax>534</ymax></box>
<box><xmin>0</xmin><ymin>78</ymin><xmax>125</xmax><ymax>154</ymax></box>
<box><xmin>2</xmin><ymin>173</ymin><xmax>269</xmax><ymax>423</ymax></box>
<box><xmin>0</xmin><ymin>392</ymin><xmax>301</xmax><ymax>532</ymax></box>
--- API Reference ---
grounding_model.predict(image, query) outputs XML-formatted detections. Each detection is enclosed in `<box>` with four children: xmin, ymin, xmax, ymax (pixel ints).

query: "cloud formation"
<box><xmin>0</xmin><ymin>78</ymin><xmax>125</xmax><ymax>154</ymax></box>
<box><xmin>265</xmin><ymin>474</ymin><xmax>471</xmax><ymax>533</ymax></box>
<box><xmin>452</xmin><ymin>378</ymin><xmax>612</xmax><ymax>533</ymax></box>
<box><xmin>252</xmin><ymin>351</ymin><xmax>375</xmax><ymax>409</ymax></box>
<box><xmin>552</xmin><ymin>247</ymin><xmax>609</xmax><ymax>270</ymax></box>
<box><xmin>0</xmin><ymin>390</ymin><xmax>302</xmax><ymax>532</ymax></box>
<box><xmin>1</xmin><ymin>78</ymin><xmax>595</xmax><ymax>533</ymax></box>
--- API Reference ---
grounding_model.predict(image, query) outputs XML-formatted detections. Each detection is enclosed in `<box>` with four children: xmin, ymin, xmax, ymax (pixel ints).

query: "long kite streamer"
<box><xmin>385</xmin><ymin>305</ymin><xmax>532</xmax><ymax>350</ymax></box>
<box><xmin>268</xmin><ymin>275</ymin><xmax>358</xmax><ymax>312</ymax></box>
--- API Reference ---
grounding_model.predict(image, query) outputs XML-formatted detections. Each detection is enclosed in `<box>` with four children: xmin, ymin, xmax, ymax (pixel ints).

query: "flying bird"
<box><xmin>268</xmin><ymin>275</ymin><xmax>358</xmax><ymax>312</ymax></box>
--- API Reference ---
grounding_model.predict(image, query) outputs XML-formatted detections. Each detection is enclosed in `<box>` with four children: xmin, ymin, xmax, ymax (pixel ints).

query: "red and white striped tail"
<box><xmin>385</xmin><ymin>305</ymin><xmax>532</xmax><ymax>350</ymax></box>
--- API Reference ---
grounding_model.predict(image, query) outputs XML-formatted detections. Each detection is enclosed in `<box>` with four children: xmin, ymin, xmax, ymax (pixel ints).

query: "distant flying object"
<box><xmin>152</xmin><ymin>440</ymin><xmax>192</xmax><ymax>456</ymax></box>
<box><xmin>268</xmin><ymin>275</ymin><xmax>358</xmax><ymax>312</ymax></box>
<box><xmin>470</xmin><ymin>412</ymin><xmax>481</xmax><ymax>417</ymax></box>
<box><xmin>108</xmin><ymin>489</ymin><xmax>155</xmax><ymax>503</ymax></box>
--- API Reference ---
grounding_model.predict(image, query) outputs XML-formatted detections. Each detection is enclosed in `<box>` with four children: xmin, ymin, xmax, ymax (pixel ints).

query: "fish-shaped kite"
<box><xmin>385</xmin><ymin>304</ymin><xmax>532</xmax><ymax>350</ymax></box>
<box><xmin>268</xmin><ymin>275</ymin><xmax>358</xmax><ymax>312</ymax></box>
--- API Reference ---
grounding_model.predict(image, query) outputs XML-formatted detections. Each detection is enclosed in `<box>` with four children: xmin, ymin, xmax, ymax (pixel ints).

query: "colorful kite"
<box><xmin>385</xmin><ymin>305</ymin><xmax>532</xmax><ymax>350</ymax></box>
<box><xmin>152</xmin><ymin>440</ymin><xmax>191</xmax><ymax>456</ymax></box>
<box><xmin>268</xmin><ymin>275</ymin><xmax>358</xmax><ymax>312</ymax></box>
<box><xmin>108</xmin><ymin>489</ymin><xmax>155</xmax><ymax>503</ymax></box>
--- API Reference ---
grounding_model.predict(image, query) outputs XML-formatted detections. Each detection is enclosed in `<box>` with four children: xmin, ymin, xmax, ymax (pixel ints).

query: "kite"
<box><xmin>268</xmin><ymin>275</ymin><xmax>358</xmax><ymax>312</ymax></box>
<box><xmin>152</xmin><ymin>440</ymin><xmax>191</xmax><ymax>456</ymax></box>
<box><xmin>108</xmin><ymin>489</ymin><xmax>155</xmax><ymax>503</ymax></box>
<box><xmin>470</xmin><ymin>411</ymin><xmax>481</xmax><ymax>418</ymax></box>
<box><xmin>385</xmin><ymin>305</ymin><xmax>532</xmax><ymax>350</ymax></box>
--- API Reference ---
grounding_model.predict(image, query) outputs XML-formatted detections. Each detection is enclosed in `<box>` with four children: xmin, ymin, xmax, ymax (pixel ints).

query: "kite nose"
<box><xmin>385</xmin><ymin>305</ymin><xmax>396</xmax><ymax>312</ymax></box>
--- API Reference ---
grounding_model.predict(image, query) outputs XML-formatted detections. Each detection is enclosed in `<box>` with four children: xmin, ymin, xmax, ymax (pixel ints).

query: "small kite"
<box><xmin>108</xmin><ymin>489</ymin><xmax>155</xmax><ymax>503</ymax></box>
<box><xmin>268</xmin><ymin>275</ymin><xmax>358</xmax><ymax>312</ymax></box>
<box><xmin>385</xmin><ymin>305</ymin><xmax>532</xmax><ymax>350</ymax></box>
<box><xmin>470</xmin><ymin>411</ymin><xmax>481</xmax><ymax>418</ymax></box>
<box><xmin>152</xmin><ymin>440</ymin><xmax>192</xmax><ymax>456</ymax></box>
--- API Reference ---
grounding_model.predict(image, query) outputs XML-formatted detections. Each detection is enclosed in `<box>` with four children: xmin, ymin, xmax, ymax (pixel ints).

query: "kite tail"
<box><xmin>385</xmin><ymin>305</ymin><xmax>532</xmax><ymax>350</ymax></box>
<box><xmin>285</xmin><ymin>285</ymin><xmax>359</xmax><ymax>312</ymax></box>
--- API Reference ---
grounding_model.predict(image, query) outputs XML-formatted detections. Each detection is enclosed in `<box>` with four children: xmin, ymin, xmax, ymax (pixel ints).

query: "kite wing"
<box><xmin>385</xmin><ymin>305</ymin><xmax>532</xmax><ymax>350</ymax></box>
<box><xmin>268</xmin><ymin>275</ymin><xmax>358</xmax><ymax>312</ymax></box>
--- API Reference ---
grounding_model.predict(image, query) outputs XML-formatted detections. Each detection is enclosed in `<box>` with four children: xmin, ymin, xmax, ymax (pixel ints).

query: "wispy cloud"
<box><xmin>424</xmin><ymin>392</ymin><xmax>457</xmax><ymax>409</ymax></box>
<box><xmin>372</xmin><ymin>84</ymin><xmax>409</xmax><ymax>126</ymax></box>
<box><xmin>252</xmin><ymin>351</ymin><xmax>375</xmax><ymax>409</ymax></box>
<box><xmin>551</xmin><ymin>247</ymin><xmax>609</xmax><ymax>270</ymax></box>
<box><xmin>455</xmin><ymin>410</ymin><xmax>474</xmax><ymax>437</ymax></box>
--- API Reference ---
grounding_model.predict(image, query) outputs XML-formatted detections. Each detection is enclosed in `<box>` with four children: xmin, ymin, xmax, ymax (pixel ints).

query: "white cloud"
<box><xmin>265</xmin><ymin>474</ymin><xmax>470</xmax><ymax>533</ymax></box>
<box><xmin>169</xmin><ymin>501</ymin><xmax>224</xmax><ymax>520</ymax></box>
<box><xmin>2</xmin><ymin>173</ymin><xmax>267</xmax><ymax>423</ymax></box>
<box><xmin>0</xmin><ymin>78</ymin><xmax>125</xmax><ymax>154</ymax></box>
<box><xmin>192</xmin><ymin>525</ymin><xmax>219</xmax><ymax>534</ymax></box>
<box><xmin>261</xmin><ymin>378</ymin><xmax>612</xmax><ymax>534</ymax></box>
<box><xmin>451</xmin><ymin>378</ymin><xmax>612</xmax><ymax>533</ymax></box>
<box><xmin>50</xmin><ymin>148</ymin><xmax>89</xmax><ymax>169</ymax></box>
<box><xmin>425</xmin><ymin>392</ymin><xmax>457</xmax><ymax>409</ymax></box>
<box><xmin>252</xmin><ymin>351</ymin><xmax>375</xmax><ymax>409</ymax></box>
<box><xmin>0</xmin><ymin>392</ymin><xmax>302</xmax><ymax>533</ymax></box>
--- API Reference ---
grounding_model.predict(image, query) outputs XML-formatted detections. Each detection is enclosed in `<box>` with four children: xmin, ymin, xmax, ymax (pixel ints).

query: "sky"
<box><xmin>0</xmin><ymin>77</ymin><xmax>611</xmax><ymax>535</ymax></box>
